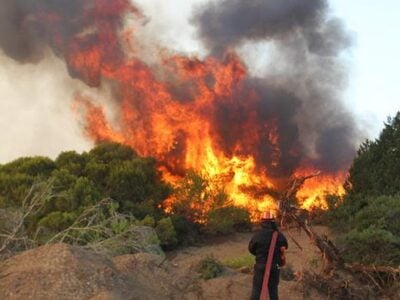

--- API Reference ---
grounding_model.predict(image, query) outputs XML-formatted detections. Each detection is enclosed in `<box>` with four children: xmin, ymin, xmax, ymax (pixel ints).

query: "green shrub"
<box><xmin>155</xmin><ymin>217</ymin><xmax>178</xmax><ymax>249</ymax></box>
<box><xmin>328</xmin><ymin>194</ymin><xmax>400</xmax><ymax>266</ymax></box>
<box><xmin>0</xmin><ymin>143</ymin><xmax>176</xmax><ymax>257</ymax></box>
<box><xmin>197</xmin><ymin>256</ymin><xmax>223</xmax><ymax>280</ymax></box>
<box><xmin>38</xmin><ymin>211</ymin><xmax>76</xmax><ymax>233</ymax></box>
<box><xmin>51</xmin><ymin>168</ymin><xmax>78</xmax><ymax>193</ymax></box>
<box><xmin>1</xmin><ymin>157</ymin><xmax>55</xmax><ymax>178</ymax></box>
<box><xmin>138</xmin><ymin>215</ymin><xmax>156</xmax><ymax>227</ymax></box>
<box><xmin>352</xmin><ymin>196</ymin><xmax>400</xmax><ymax>234</ymax></box>
<box><xmin>328</xmin><ymin>194</ymin><xmax>398</xmax><ymax>230</ymax></box>
<box><xmin>222</xmin><ymin>253</ymin><xmax>254</xmax><ymax>269</ymax></box>
<box><xmin>0</xmin><ymin>173</ymin><xmax>35</xmax><ymax>206</ymax></box>
<box><xmin>55</xmin><ymin>151</ymin><xmax>87</xmax><ymax>177</ymax></box>
<box><xmin>339</xmin><ymin>226</ymin><xmax>400</xmax><ymax>266</ymax></box>
<box><xmin>170</xmin><ymin>214</ymin><xmax>200</xmax><ymax>246</ymax></box>
<box><xmin>170</xmin><ymin>214</ymin><xmax>188</xmax><ymax>235</ymax></box>
<box><xmin>88</xmin><ymin>142</ymin><xmax>137</xmax><ymax>163</ymax></box>
<box><xmin>206</xmin><ymin>206</ymin><xmax>251</xmax><ymax>235</ymax></box>
<box><xmin>325</xmin><ymin>194</ymin><xmax>342</xmax><ymax>210</ymax></box>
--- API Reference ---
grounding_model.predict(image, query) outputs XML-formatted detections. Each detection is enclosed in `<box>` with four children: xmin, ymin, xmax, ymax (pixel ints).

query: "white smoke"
<box><xmin>0</xmin><ymin>53</ymin><xmax>92</xmax><ymax>163</ymax></box>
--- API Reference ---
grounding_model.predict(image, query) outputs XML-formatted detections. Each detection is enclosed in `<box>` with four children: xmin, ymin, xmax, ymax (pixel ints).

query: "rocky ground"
<box><xmin>0</xmin><ymin>226</ymin><xmax>332</xmax><ymax>299</ymax></box>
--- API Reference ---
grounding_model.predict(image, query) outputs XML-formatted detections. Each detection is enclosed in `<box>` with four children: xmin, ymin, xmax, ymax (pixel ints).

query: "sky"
<box><xmin>0</xmin><ymin>0</ymin><xmax>399</xmax><ymax>163</ymax></box>
<box><xmin>330</xmin><ymin>0</ymin><xmax>400</xmax><ymax>136</ymax></box>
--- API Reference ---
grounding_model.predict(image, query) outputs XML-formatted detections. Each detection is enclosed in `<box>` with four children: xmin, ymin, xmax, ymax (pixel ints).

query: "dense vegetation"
<box><xmin>0</xmin><ymin>143</ymin><xmax>250</xmax><ymax>256</ymax></box>
<box><xmin>3</xmin><ymin>114</ymin><xmax>400</xmax><ymax>268</ymax></box>
<box><xmin>328</xmin><ymin>112</ymin><xmax>400</xmax><ymax>266</ymax></box>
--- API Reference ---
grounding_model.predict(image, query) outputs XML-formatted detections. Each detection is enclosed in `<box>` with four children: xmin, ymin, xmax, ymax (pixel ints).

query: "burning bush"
<box><xmin>163</xmin><ymin>170</ymin><xmax>252</xmax><ymax>234</ymax></box>
<box><xmin>0</xmin><ymin>0</ymin><xmax>357</xmax><ymax>223</ymax></box>
<box><xmin>164</xmin><ymin>171</ymin><xmax>231</xmax><ymax>223</ymax></box>
<box><xmin>0</xmin><ymin>143</ymin><xmax>254</xmax><ymax>255</ymax></box>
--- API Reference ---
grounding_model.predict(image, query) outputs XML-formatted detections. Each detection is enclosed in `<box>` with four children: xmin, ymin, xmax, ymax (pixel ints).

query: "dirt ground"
<box><xmin>0</xmin><ymin>225</ymin><xmax>332</xmax><ymax>300</ymax></box>
<box><xmin>167</xmin><ymin>225</ymin><xmax>332</xmax><ymax>299</ymax></box>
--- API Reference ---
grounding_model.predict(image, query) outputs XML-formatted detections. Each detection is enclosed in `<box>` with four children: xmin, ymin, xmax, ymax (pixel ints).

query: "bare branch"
<box><xmin>0</xmin><ymin>181</ymin><xmax>53</xmax><ymax>257</ymax></box>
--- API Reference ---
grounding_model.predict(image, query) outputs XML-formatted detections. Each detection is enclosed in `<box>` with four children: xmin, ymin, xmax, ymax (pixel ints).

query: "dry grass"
<box><xmin>222</xmin><ymin>253</ymin><xmax>255</xmax><ymax>269</ymax></box>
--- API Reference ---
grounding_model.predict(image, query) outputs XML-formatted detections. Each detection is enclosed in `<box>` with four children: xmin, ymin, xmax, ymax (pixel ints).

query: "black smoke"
<box><xmin>0</xmin><ymin>0</ymin><xmax>128</xmax><ymax>86</ymax></box>
<box><xmin>0</xmin><ymin>0</ymin><xmax>83</xmax><ymax>62</ymax></box>
<box><xmin>194</xmin><ymin>0</ymin><xmax>359</xmax><ymax>176</ymax></box>
<box><xmin>194</xmin><ymin>0</ymin><xmax>327</xmax><ymax>54</ymax></box>
<box><xmin>0</xmin><ymin>0</ymin><xmax>361</xmax><ymax>179</ymax></box>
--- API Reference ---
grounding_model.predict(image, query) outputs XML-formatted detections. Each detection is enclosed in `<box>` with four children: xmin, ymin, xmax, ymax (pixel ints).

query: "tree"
<box><xmin>55</xmin><ymin>151</ymin><xmax>88</xmax><ymax>177</ymax></box>
<box><xmin>87</xmin><ymin>142</ymin><xmax>137</xmax><ymax>163</ymax></box>
<box><xmin>347</xmin><ymin>112</ymin><xmax>400</xmax><ymax>196</ymax></box>
<box><xmin>0</xmin><ymin>156</ymin><xmax>55</xmax><ymax>178</ymax></box>
<box><xmin>0</xmin><ymin>157</ymin><xmax>55</xmax><ymax>207</ymax></box>
<box><xmin>329</xmin><ymin>112</ymin><xmax>400</xmax><ymax>266</ymax></box>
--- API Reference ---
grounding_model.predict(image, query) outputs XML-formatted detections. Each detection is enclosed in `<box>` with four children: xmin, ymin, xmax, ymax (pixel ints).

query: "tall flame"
<box><xmin>32</xmin><ymin>0</ymin><xmax>347</xmax><ymax>218</ymax></box>
<box><xmin>73</xmin><ymin>51</ymin><xmax>345</xmax><ymax>217</ymax></box>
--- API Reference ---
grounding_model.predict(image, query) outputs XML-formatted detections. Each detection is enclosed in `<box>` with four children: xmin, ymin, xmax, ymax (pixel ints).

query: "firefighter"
<box><xmin>248</xmin><ymin>211</ymin><xmax>288</xmax><ymax>300</ymax></box>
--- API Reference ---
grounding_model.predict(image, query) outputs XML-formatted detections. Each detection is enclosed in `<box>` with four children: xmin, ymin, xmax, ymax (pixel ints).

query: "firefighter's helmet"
<box><xmin>260</xmin><ymin>210</ymin><xmax>276</xmax><ymax>222</ymax></box>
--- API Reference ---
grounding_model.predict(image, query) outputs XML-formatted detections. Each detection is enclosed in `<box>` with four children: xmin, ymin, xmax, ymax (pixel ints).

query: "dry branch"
<box><xmin>284</xmin><ymin>229</ymin><xmax>303</xmax><ymax>251</ymax></box>
<box><xmin>277</xmin><ymin>172</ymin><xmax>341</xmax><ymax>272</ymax></box>
<box><xmin>346</xmin><ymin>263</ymin><xmax>400</xmax><ymax>274</ymax></box>
<box><xmin>296</xmin><ymin>270</ymin><xmax>372</xmax><ymax>300</ymax></box>
<box><xmin>345</xmin><ymin>263</ymin><xmax>400</xmax><ymax>291</ymax></box>
<box><xmin>0</xmin><ymin>181</ymin><xmax>54</xmax><ymax>258</ymax></box>
<box><xmin>289</xmin><ymin>211</ymin><xmax>342</xmax><ymax>273</ymax></box>
<box><xmin>275</xmin><ymin>172</ymin><xmax>399</xmax><ymax>297</ymax></box>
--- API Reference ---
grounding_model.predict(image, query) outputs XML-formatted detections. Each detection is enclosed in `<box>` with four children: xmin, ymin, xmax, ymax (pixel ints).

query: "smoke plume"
<box><xmin>193</xmin><ymin>0</ymin><xmax>358</xmax><ymax>174</ymax></box>
<box><xmin>0</xmin><ymin>0</ymin><xmax>136</xmax><ymax>86</ymax></box>
<box><xmin>0</xmin><ymin>0</ymin><xmax>361</xmax><ymax>185</ymax></box>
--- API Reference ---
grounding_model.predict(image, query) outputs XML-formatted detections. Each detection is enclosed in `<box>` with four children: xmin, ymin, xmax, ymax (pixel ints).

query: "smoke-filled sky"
<box><xmin>134</xmin><ymin>0</ymin><xmax>399</xmax><ymax>133</ymax></box>
<box><xmin>0</xmin><ymin>0</ymin><xmax>398</xmax><ymax>164</ymax></box>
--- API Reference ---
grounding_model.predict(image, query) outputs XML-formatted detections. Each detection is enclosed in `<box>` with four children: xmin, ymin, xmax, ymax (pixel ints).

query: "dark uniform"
<box><xmin>248</xmin><ymin>221</ymin><xmax>288</xmax><ymax>300</ymax></box>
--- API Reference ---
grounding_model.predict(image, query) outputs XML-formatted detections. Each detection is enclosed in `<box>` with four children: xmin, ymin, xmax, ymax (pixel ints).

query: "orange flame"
<box><xmin>42</xmin><ymin>1</ymin><xmax>347</xmax><ymax>220</ymax></box>
<box><xmin>295</xmin><ymin>170</ymin><xmax>346</xmax><ymax>210</ymax></box>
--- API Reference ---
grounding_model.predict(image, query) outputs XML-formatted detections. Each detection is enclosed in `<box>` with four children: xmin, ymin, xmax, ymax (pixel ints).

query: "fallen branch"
<box><xmin>276</xmin><ymin>172</ymin><xmax>341</xmax><ymax>272</ymax></box>
<box><xmin>345</xmin><ymin>263</ymin><xmax>400</xmax><ymax>274</ymax></box>
<box><xmin>289</xmin><ymin>212</ymin><xmax>342</xmax><ymax>273</ymax></box>
<box><xmin>272</xmin><ymin>172</ymin><xmax>399</xmax><ymax>297</ymax></box>
<box><xmin>296</xmin><ymin>270</ymin><xmax>372</xmax><ymax>300</ymax></box>
<box><xmin>284</xmin><ymin>229</ymin><xmax>303</xmax><ymax>251</ymax></box>
<box><xmin>344</xmin><ymin>263</ymin><xmax>400</xmax><ymax>291</ymax></box>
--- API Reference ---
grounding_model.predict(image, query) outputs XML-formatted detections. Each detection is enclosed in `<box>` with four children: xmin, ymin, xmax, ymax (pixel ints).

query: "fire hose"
<box><xmin>260</xmin><ymin>231</ymin><xmax>278</xmax><ymax>300</ymax></box>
